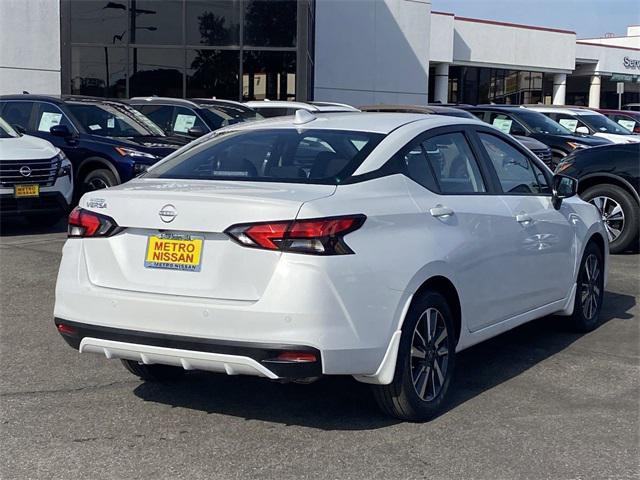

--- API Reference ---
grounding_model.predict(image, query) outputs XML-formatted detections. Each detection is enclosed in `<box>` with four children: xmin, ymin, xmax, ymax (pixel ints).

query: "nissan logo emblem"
<box><xmin>159</xmin><ymin>204</ymin><xmax>177</xmax><ymax>223</ymax></box>
<box><xmin>19</xmin><ymin>166</ymin><xmax>32</xmax><ymax>177</ymax></box>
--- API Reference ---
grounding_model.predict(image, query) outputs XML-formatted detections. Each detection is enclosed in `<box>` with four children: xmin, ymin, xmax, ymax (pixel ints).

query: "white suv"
<box><xmin>525</xmin><ymin>106</ymin><xmax>640</xmax><ymax>144</ymax></box>
<box><xmin>54</xmin><ymin>112</ymin><xmax>607</xmax><ymax>421</ymax></box>
<box><xmin>0</xmin><ymin>116</ymin><xmax>73</xmax><ymax>224</ymax></box>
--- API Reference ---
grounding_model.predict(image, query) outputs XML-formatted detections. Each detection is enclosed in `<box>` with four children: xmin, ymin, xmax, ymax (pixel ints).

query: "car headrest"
<box><xmin>310</xmin><ymin>151</ymin><xmax>349</xmax><ymax>179</ymax></box>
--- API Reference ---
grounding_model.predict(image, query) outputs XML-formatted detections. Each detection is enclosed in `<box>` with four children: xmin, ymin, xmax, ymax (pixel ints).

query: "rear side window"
<box><xmin>1</xmin><ymin>101</ymin><xmax>35</xmax><ymax>131</ymax></box>
<box><xmin>422</xmin><ymin>132</ymin><xmax>486</xmax><ymax>193</ymax></box>
<box><xmin>146</xmin><ymin>129</ymin><xmax>383</xmax><ymax>184</ymax></box>
<box><xmin>478</xmin><ymin>133</ymin><xmax>550</xmax><ymax>195</ymax></box>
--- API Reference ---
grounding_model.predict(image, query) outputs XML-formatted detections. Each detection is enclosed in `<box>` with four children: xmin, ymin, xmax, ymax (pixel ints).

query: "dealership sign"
<box><xmin>623</xmin><ymin>57</ymin><xmax>640</xmax><ymax>69</ymax></box>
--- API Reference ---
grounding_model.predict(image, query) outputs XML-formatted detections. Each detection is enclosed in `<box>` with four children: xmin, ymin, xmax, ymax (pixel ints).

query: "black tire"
<box><xmin>82</xmin><ymin>168</ymin><xmax>118</xmax><ymax>193</ymax></box>
<box><xmin>569</xmin><ymin>241</ymin><xmax>605</xmax><ymax>332</ymax></box>
<box><xmin>581</xmin><ymin>183</ymin><xmax>639</xmax><ymax>254</ymax></box>
<box><xmin>121</xmin><ymin>359</ymin><xmax>185</xmax><ymax>382</ymax></box>
<box><xmin>372</xmin><ymin>290</ymin><xmax>456</xmax><ymax>421</ymax></box>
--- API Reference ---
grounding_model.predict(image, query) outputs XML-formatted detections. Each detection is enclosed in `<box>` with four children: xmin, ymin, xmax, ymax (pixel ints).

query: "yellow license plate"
<box><xmin>14</xmin><ymin>184</ymin><xmax>40</xmax><ymax>198</ymax></box>
<box><xmin>144</xmin><ymin>235</ymin><xmax>204</xmax><ymax>272</ymax></box>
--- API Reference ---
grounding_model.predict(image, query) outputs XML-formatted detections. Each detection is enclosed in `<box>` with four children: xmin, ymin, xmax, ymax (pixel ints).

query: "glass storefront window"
<box><xmin>243</xmin><ymin>0</ymin><xmax>297</xmax><ymax>47</ymax></box>
<box><xmin>130</xmin><ymin>0</ymin><xmax>183</xmax><ymax>45</ymax></box>
<box><xmin>242</xmin><ymin>51</ymin><xmax>296</xmax><ymax>100</ymax></box>
<box><xmin>186</xmin><ymin>49</ymin><xmax>240</xmax><ymax>99</ymax></box>
<box><xmin>129</xmin><ymin>48</ymin><xmax>184</xmax><ymax>97</ymax></box>
<box><xmin>64</xmin><ymin>0</ymin><xmax>311</xmax><ymax>101</ymax></box>
<box><xmin>186</xmin><ymin>0</ymin><xmax>240</xmax><ymax>46</ymax></box>
<box><xmin>70</xmin><ymin>0</ymin><xmax>129</xmax><ymax>44</ymax></box>
<box><xmin>71</xmin><ymin>46</ymin><xmax>127</xmax><ymax>98</ymax></box>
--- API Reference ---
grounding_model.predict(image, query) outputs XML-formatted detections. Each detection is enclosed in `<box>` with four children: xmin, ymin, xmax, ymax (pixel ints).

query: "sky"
<box><xmin>431</xmin><ymin>0</ymin><xmax>640</xmax><ymax>39</ymax></box>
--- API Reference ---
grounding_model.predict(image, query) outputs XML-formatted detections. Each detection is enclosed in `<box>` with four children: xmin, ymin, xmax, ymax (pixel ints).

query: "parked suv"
<box><xmin>0</xmin><ymin>95</ymin><xmax>189</xmax><ymax>193</ymax></box>
<box><xmin>557</xmin><ymin>143</ymin><xmax>639</xmax><ymax>253</ymax></box>
<box><xmin>0</xmin><ymin>116</ymin><xmax>72</xmax><ymax>224</ymax></box>
<box><xmin>463</xmin><ymin>105</ymin><xmax>611</xmax><ymax>167</ymax></box>
<box><xmin>129</xmin><ymin>97</ymin><xmax>258</xmax><ymax>138</ymax></box>
<box><xmin>525</xmin><ymin>105</ymin><xmax>640</xmax><ymax>144</ymax></box>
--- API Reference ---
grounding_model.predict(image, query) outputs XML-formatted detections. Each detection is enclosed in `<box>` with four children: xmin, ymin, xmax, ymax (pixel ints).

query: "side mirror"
<box><xmin>50</xmin><ymin>124</ymin><xmax>73</xmax><ymax>138</ymax></box>
<box><xmin>187</xmin><ymin>126</ymin><xmax>206</xmax><ymax>138</ymax></box>
<box><xmin>12</xmin><ymin>124</ymin><xmax>26</xmax><ymax>134</ymax></box>
<box><xmin>575</xmin><ymin>126</ymin><xmax>590</xmax><ymax>135</ymax></box>
<box><xmin>552</xmin><ymin>174</ymin><xmax>578</xmax><ymax>210</ymax></box>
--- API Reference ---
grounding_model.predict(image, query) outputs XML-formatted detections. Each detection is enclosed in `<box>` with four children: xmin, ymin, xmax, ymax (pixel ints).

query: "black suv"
<box><xmin>129</xmin><ymin>97</ymin><xmax>260</xmax><ymax>138</ymax></box>
<box><xmin>462</xmin><ymin>105</ymin><xmax>611</xmax><ymax>167</ymax></box>
<box><xmin>0</xmin><ymin>95</ymin><xmax>189</xmax><ymax>193</ymax></box>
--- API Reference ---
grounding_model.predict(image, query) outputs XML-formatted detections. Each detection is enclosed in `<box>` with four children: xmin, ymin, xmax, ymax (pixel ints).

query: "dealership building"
<box><xmin>1</xmin><ymin>0</ymin><xmax>639</xmax><ymax>109</ymax></box>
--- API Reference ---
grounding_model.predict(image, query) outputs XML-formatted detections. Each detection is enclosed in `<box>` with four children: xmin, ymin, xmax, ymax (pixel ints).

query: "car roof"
<box><xmin>243</xmin><ymin>100</ymin><xmax>359</xmax><ymax>112</ymax></box>
<box><xmin>128</xmin><ymin>96</ymin><xmax>204</xmax><ymax>108</ymax></box>
<box><xmin>597</xmin><ymin>108</ymin><xmax>640</xmax><ymax>116</ymax></box>
<box><xmin>360</xmin><ymin>104</ymin><xmax>474</xmax><ymax>118</ymax></box>
<box><xmin>215</xmin><ymin>111</ymin><xmax>479</xmax><ymax>135</ymax></box>
<box><xmin>524</xmin><ymin>105</ymin><xmax>598</xmax><ymax>115</ymax></box>
<box><xmin>0</xmin><ymin>94</ymin><xmax>133</xmax><ymax>107</ymax></box>
<box><xmin>191</xmin><ymin>98</ymin><xmax>252</xmax><ymax>109</ymax></box>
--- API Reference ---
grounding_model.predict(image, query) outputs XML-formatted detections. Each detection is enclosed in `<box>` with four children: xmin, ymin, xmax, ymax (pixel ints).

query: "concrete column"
<box><xmin>433</xmin><ymin>63</ymin><xmax>449</xmax><ymax>104</ymax></box>
<box><xmin>552</xmin><ymin>73</ymin><xmax>567</xmax><ymax>105</ymax></box>
<box><xmin>588</xmin><ymin>75</ymin><xmax>601</xmax><ymax>108</ymax></box>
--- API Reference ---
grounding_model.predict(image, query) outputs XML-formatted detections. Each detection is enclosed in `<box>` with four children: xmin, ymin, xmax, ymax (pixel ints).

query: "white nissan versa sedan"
<box><xmin>54</xmin><ymin>111</ymin><xmax>608</xmax><ymax>421</ymax></box>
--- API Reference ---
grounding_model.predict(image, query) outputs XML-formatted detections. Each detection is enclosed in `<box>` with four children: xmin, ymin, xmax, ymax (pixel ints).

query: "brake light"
<box><xmin>225</xmin><ymin>215</ymin><xmax>365</xmax><ymax>255</ymax></box>
<box><xmin>68</xmin><ymin>207</ymin><xmax>121</xmax><ymax>238</ymax></box>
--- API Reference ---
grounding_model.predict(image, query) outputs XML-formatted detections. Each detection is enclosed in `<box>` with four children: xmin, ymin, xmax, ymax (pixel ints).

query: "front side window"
<box><xmin>479</xmin><ymin>133</ymin><xmax>550</xmax><ymax>195</ymax></box>
<box><xmin>552</xmin><ymin>113</ymin><xmax>586</xmax><ymax>134</ymax></box>
<box><xmin>488</xmin><ymin>113</ymin><xmax>527</xmax><ymax>136</ymax></box>
<box><xmin>422</xmin><ymin>132</ymin><xmax>486</xmax><ymax>194</ymax></box>
<box><xmin>517</xmin><ymin>110</ymin><xmax>572</xmax><ymax>135</ymax></box>
<box><xmin>614</xmin><ymin>114</ymin><xmax>637</xmax><ymax>132</ymax></box>
<box><xmin>35</xmin><ymin>103</ymin><xmax>74</xmax><ymax>133</ymax></box>
<box><xmin>145</xmin><ymin>129</ymin><xmax>383</xmax><ymax>184</ymax></box>
<box><xmin>171</xmin><ymin>106</ymin><xmax>209</xmax><ymax>135</ymax></box>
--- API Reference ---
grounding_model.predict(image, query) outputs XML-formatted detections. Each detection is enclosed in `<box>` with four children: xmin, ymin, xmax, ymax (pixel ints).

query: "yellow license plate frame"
<box><xmin>14</xmin><ymin>184</ymin><xmax>40</xmax><ymax>198</ymax></box>
<box><xmin>144</xmin><ymin>235</ymin><xmax>204</xmax><ymax>272</ymax></box>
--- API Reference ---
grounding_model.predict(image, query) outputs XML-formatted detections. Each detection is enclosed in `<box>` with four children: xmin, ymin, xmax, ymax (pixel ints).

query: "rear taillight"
<box><xmin>225</xmin><ymin>215</ymin><xmax>365</xmax><ymax>255</ymax></box>
<box><xmin>68</xmin><ymin>207</ymin><xmax>121</xmax><ymax>238</ymax></box>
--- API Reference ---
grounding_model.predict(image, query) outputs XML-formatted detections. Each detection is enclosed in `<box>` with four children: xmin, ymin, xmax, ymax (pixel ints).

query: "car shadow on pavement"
<box><xmin>133</xmin><ymin>290</ymin><xmax>635</xmax><ymax>430</ymax></box>
<box><xmin>0</xmin><ymin>218</ymin><xmax>66</xmax><ymax>237</ymax></box>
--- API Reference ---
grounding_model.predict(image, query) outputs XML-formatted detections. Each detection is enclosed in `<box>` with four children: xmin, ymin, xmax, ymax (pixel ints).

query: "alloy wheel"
<box><xmin>589</xmin><ymin>196</ymin><xmax>625</xmax><ymax>243</ymax></box>
<box><xmin>410</xmin><ymin>307</ymin><xmax>449</xmax><ymax>401</ymax></box>
<box><xmin>580</xmin><ymin>253</ymin><xmax>601</xmax><ymax>320</ymax></box>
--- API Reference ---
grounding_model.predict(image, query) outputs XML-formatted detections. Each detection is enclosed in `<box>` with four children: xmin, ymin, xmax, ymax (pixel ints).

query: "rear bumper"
<box><xmin>55</xmin><ymin>318</ymin><xmax>322</xmax><ymax>379</ymax></box>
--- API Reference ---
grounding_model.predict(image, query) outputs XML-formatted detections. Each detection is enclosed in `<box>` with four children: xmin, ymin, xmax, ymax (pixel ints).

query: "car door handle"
<box><xmin>430</xmin><ymin>206</ymin><xmax>454</xmax><ymax>218</ymax></box>
<box><xmin>516</xmin><ymin>213</ymin><xmax>533</xmax><ymax>224</ymax></box>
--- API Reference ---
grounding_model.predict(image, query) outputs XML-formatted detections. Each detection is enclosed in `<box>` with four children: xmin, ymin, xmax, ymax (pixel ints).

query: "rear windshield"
<box><xmin>145</xmin><ymin>129</ymin><xmax>384</xmax><ymax>184</ymax></box>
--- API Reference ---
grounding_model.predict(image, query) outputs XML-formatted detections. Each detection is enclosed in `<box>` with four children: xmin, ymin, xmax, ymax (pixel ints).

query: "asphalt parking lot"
<box><xmin>1</xmin><ymin>219</ymin><xmax>638</xmax><ymax>480</ymax></box>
